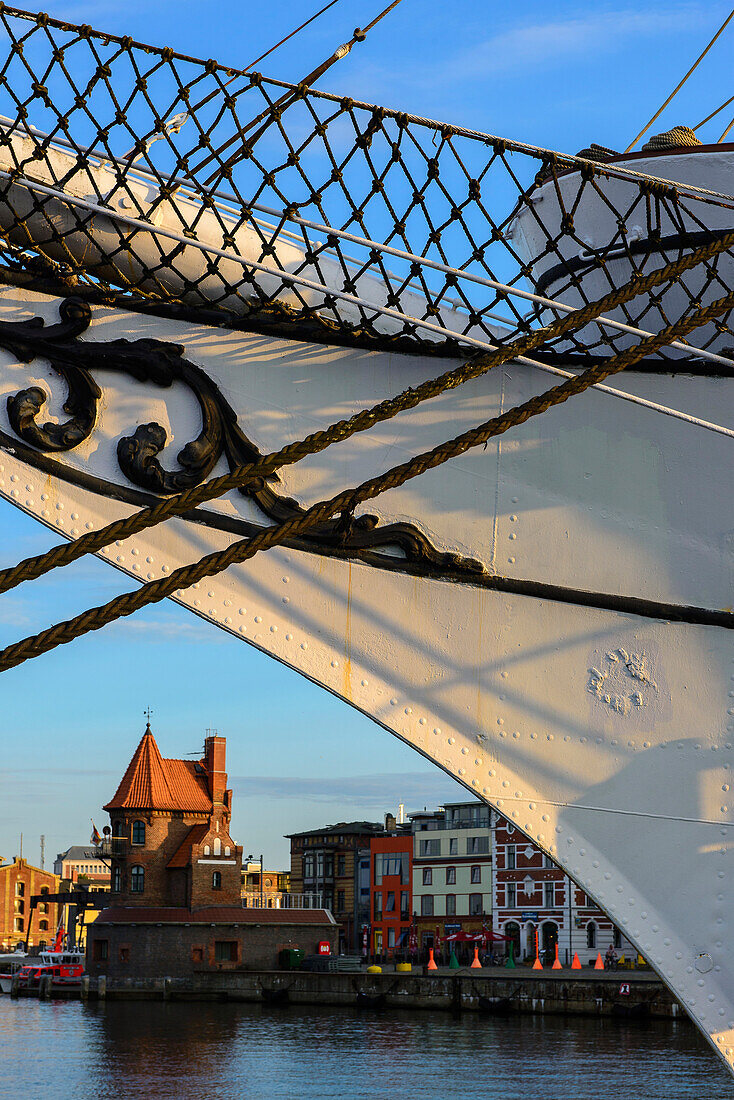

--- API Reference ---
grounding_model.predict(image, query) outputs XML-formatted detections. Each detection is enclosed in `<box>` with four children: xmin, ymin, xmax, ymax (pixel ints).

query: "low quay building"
<box><xmin>86</xmin><ymin>723</ymin><xmax>336</xmax><ymax>981</ymax></box>
<box><xmin>0</xmin><ymin>857</ymin><xmax>60</xmax><ymax>950</ymax></box>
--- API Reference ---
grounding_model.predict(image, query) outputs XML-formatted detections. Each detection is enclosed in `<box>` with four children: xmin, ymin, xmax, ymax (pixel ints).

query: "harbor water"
<box><xmin>2</xmin><ymin>997</ymin><xmax>733</xmax><ymax>1100</ymax></box>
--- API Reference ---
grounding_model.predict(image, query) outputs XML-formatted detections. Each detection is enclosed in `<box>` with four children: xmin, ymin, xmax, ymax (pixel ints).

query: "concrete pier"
<box><xmin>84</xmin><ymin>966</ymin><xmax>682</xmax><ymax>1020</ymax></box>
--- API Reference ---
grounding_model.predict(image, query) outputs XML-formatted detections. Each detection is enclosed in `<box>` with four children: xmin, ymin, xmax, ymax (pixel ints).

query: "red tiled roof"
<box><xmin>167</xmin><ymin>825</ymin><xmax>209</xmax><ymax>869</ymax></box>
<box><xmin>92</xmin><ymin>906</ymin><xmax>335</xmax><ymax>926</ymax></box>
<box><xmin>104</xmin><ymin>726</ymin><xmax>212</xmax><ymax>813</ymax></box>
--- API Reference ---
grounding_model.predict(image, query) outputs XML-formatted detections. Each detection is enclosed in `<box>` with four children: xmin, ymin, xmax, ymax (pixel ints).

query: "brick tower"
<box><xmin>104</xmin><ymin>723</ymin><xmax>242</xmax><ymax>908</ymax></box>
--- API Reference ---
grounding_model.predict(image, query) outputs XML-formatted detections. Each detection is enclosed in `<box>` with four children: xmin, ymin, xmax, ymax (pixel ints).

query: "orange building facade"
<box><xmin>369</xmin><ymin>833</ymin><xmax>412</xmax><ymax>959</ymax></box>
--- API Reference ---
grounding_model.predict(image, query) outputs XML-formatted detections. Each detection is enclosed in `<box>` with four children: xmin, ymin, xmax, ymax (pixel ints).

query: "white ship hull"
<box><xmin>508</xmin><ymin>145</ymin><xmax>734</xmax><ymax>357</ymax></box>
<box><xmin>0</xmin><ymin>282</ymin><xmax>731</xmax><ymax>1068</ymax></box>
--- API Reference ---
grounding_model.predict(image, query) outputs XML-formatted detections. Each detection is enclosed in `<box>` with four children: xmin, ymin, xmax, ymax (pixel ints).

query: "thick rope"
<box><xmin>1</xmin><ymin>229</ymin><xmax>732</xmax><ymax>599</ymax></box>
<box><xmin>0</xmin><ymin>290</ymin><xmax>731</xmax><ymax>675</ymax></box>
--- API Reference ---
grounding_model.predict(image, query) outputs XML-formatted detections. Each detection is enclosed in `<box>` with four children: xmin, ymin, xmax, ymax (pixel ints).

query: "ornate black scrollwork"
<box><xmin>2</xmin><ymin>297</ymin><xmax>483</xmax><ymax>575</ymax></box>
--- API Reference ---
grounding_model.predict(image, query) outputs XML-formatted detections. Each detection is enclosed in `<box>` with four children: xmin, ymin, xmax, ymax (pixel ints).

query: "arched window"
<box><xmin>212</xmin><ymin>871</ymin><xmax>222</xmax><ymax>890</ymax></box>
<box><xmin>132</xmin><ymin>820</ymin><xmax>145</xmax><ymax>846</ymax></box>
<box><xmin>112</xmin><ymin>866</ymin><xmax>122</xmax><ymax>893</ymax></box>
<box><xmin>130</xmin><ymin>865</ymin><xmax>145</xmax><ymax>893</ymax></box>
<box><xmin>586</xmin><ymin>922</ymin><xmax>597</xmax><ymax>949</ymax></box>
<box><xmin>204</xmin><ymin>844</ymin><xmax>210</xmax><ymax>856</ymax></box>
<box><xmin>39</xmin><ymin>920</ymin><xmax>48</xmax><ymax>931</ymax></box>
<box><xmin>14</xmin><ymin>917</ymin><xmax>23</xmax><ymax>932</ymax></box>
<box><xmin>14</xmin><ymin>900</ymin><xmax>23</xmax><ymax>914</ymax></box>
<box><xmin>40</xmin><ymin>886</ymin><xmax>49</xmax><ymax>895</ymax></box>
<box><xmin>213</xmin><ymin>838</ymin><xmax>221</xmax><ymax>856</ymax></box>
<box><xmin>224</xmin><ymin>846</ymin><xmax>231</xmax><ymax>857</ymax></box>
<box><xmin>38</xmin><ymin>903</ymin><xmax>48</xmax><ymax>915</ymax></box>
<box><xmin>15</xmin><ymin>882</ymin><xmax>24</xmax><ymax>897</ymax></box>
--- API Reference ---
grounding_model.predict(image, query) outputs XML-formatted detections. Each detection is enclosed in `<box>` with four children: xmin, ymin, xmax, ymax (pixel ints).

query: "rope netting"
<box><xmin>0</xmin><ymin>4</ymin><xmax>731</xmax><ymax>363</ymax></box>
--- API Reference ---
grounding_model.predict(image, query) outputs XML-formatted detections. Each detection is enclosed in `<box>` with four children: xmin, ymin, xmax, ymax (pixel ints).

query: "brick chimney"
<box><xmin>204</xmin><ymin>735</ymin><xmax>228</xmax><ymax>805</ymax></box>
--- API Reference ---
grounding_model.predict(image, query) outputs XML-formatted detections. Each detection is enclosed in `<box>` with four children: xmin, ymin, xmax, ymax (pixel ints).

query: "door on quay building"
<box><xmin>542</xmin><ymin>922</ymin><xmax>559</xmax><ymax>964</ymax></box>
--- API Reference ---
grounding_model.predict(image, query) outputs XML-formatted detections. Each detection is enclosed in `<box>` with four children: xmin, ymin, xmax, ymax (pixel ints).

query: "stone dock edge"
<box><xmin>80</xmin><ymin>967</ymin><xmax>686</xmax><ymax>1019</ymax></box>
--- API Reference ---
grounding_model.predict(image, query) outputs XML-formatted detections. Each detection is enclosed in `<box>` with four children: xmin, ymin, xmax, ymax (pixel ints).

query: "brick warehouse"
<box><xmin>87</xmin><ymin>724</ymin><xmax>336</xmax><ymax>979</ymax></box>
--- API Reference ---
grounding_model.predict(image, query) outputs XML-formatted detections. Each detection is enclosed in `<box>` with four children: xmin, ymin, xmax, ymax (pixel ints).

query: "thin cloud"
<box><xmin>232</xmin><ymin>770</ymin><xmax>469</xmax><ymax>809</ymax></box>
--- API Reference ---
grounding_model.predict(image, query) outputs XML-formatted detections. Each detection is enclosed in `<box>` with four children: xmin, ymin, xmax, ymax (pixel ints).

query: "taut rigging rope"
<box><xmin>0</xmin><ymin>229</ymin><xmax>731</xmax><ymax>601</ymax></box>
<box><xmin>0</xmin><ymin>288</ymin><xmax>731</xmax><ymax>675</ymax></box>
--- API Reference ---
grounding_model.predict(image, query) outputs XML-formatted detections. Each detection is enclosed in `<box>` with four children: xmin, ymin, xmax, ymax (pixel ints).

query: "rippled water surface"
<box><xmin>1</xmin><ymin>997</ymin><xmax>733</xmax><ymax>1100</ymax></box>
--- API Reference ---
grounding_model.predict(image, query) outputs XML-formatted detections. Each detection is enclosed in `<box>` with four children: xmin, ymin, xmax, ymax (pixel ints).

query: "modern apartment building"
<box><xmin>411</xmin><ymin>801</ymin><xmax>494</xmax><ymax>950</ymax></box>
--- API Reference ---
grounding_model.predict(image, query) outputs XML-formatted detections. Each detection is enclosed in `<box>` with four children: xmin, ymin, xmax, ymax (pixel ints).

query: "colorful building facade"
<box><xmin>0</xmin><ymin>857</ymin><xmax>60</xmax><ymax>950</ymax></box>
<box><xmin>369</xmin><ymin>832</ymin><xmax>412</xmax><ymax>958</ymax></box>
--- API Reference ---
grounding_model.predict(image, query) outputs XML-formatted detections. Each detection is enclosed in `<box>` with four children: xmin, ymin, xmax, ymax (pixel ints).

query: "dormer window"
<box><xmin>132</xmin><ymin>820</ymin><xmax>145</xmax><ymax>846</ymax></box>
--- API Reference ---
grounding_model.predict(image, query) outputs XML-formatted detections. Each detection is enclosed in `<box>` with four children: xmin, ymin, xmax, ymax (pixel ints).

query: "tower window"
<box><xmin>212</xmin><ymin>872</ymin><xmax>222</xmax><ymax>889</ymax></box>
<box><xmin>132</xmin><ymin>820</ymin><xmax>145</xmax><ymax>846</ymax></box>
<box><xmin>130</xmin><ymin>865</ymin><xmax>145</xmax><ymax>893</ymax></box>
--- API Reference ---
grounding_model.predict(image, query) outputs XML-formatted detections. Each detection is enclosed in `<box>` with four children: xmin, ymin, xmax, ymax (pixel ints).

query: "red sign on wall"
<box><xmin>318</xmin><ymin>941</ymin><xmax>332</xmax><ymax>955</ymax></box>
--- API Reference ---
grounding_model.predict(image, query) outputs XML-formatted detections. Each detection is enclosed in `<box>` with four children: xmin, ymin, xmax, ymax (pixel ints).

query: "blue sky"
<box><xmin>0</xmin><ymin>0</ymin><xmax>731</xmax><ymax>870</ymax></box>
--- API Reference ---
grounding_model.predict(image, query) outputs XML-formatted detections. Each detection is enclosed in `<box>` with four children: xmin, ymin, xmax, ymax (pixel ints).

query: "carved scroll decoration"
<box><xmin>2</xmin><ymin>298</ymin><xmax>483</xmax><ymax>575</ymax></box>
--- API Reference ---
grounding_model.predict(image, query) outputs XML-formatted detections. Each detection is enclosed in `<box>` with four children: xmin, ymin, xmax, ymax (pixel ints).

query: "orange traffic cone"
<box><xmin>471</xmin><ymin>946</ymin><xmax>482</xmax><ymax>969</ymax></box>
<box><xmin>594</xmin><ymin>952</ymin><xmax>604</xmax><ymax>970</ymax></box>
<box><xmin>427</xmin><ymin>948</ymin><xmax>438</xmax><ymax>971</ymax></box>
<box><xmin>552</xmin><ymin>943</ymin><xmax>562</xmax><ymax>970</ymax></box>
<box><xmin>532</xmin><ymin>953</ymin><xmax>543</xmax><ymax>970</ymax></box>
<box><xmin>571</xmin><ymin>952</ymin><xmax>582</xmax><ymax>970</ymax></box>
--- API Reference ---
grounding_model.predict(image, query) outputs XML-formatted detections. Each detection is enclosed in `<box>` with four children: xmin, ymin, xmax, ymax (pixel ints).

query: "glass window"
<box><xmin>469</xmin><ymin>893</ymin><xmax>483</xmax><ymax>916</ymax></box>
<box><xmin>112</xmin><ymin>866</ymin><xmax>122</xmax><ymax>892</ymax></box>
<box><xmin>471</xmin><ymin>865</ymin><xmax>481</xmax><ymax>884</ymax></box>
<box><xmin>224</xmin><ymin>846</ymin><xmax>231</xmax><ymax>857</ymax></box>
<box><xmin>506</xmin><ymin>883</ymin><xmax>516</xmax><ymax>908</ymax></box>
<box><xmin>446</xmin><ymin>894</ymin><xmax>456</xmax><ymax>917</ymax></box>
<box><xmin>400</xmin><ymin>892</ymin><xmax>409</xmax><ymax>918</ymax></box>
<box><xmin>586</xmin><ymin>923</ymin><xmax>597</xmax><ymax>949</ymax></box>
<box><xmin>445</xmin><ymin>867</ymin><xmax>456</xmax><ymax>885</ymax></box>
<box><xmin>13</xmin><ymin>917</ymin><xmax>23</xmax><ymax>932</ymax></box>
<box><xmin>324</xmin><ymin>854</ymin><xmax>333</xmax><ymax>877</ymax></box>
<box><xmin>387</xmin><ymin>927</ymin><xmax>395</xmax><ymax>948</ymax></box>
<box><xmin>421</xmin><ymin>894</ymin><xmax>434</xmax><ymax>917</ymax></box>
<box><xmin>132</xmin><ymin>820</ymin><xmax>145</xmax><ymax>845</ymax></box>
<box><xmin>467</xmin><ymin>836</ymin><xmax>489</xmax><ymax>855</ymax></box>
<box><xmin>613</xmin><ymin>927</ymin><xmax>622</xmax><ymax>949</ymax></box>
<box><xmin>544</xmin><ymin>882</ymin><xmax>555</xmax><ymax>909</ymax></box>
<box><xmin>304</xmin><ymin>854</ymin><xmax>315</xmax><ymax>878</ymax></box>
<box><xmin>385</xmin><ymin>891</ymin><xmax>395</xmax><ymax>912</ymax></box>
<box><xmin>93</xmin><ymin>939</ymin><xmax>108</xmax><ymax>961</ymax></box>
<box><xmin>40</xmin><ymin>887</ymin><xmax>49</xmax><ymax>896</ymax></box>
<box><xmin>213</xmin><ymin>838</ymin><xmax>221</xmax><ymax>856</ymax></box>
<box><xmin>130</xmin><ymin>865</ymin><xmax>145</xmax><ymax>893</ymax></box>
<box><xmin>337</xmin><ymin>889</ymin><xmax>345</xmax><ymax>912</ymax></box>
<box><xmin>449</xmin><ymin>838</ymin><xmax>458</xmax><ymax>856</ymax></box>
<box><xmin>374</xmin><ymin>892</ymin><xmax>382</xmax><ymax>918</ymax></box>
<box><xmin>544</xmin><ymin>854</ymin><xmax>555</xmax><ymax>869</ymax></box>
<box><xmin>39</xmin><ymin>920</ymin><xmax>48</xmax><ymax>931</ymax></box>
<box><xmin>506</xmin><ymin>845</ymin><xmax>516</xmax><ymax>869</ymax></box>
<box><xmin>419</xmin><ymin>839</ymin><xmax>440</xmax><ymax>857</ymax></box>
<box><xmin>316</xmin><ymin>852</ymin><xmax>324</xmax><ymax>877</ymax></box>
<box><xmin>212</xmin><ymin>871</ymin><xmax>222</xmax><ymax>889</ymax></box>
<box><xmin>214</xmin><ymin>941</ymin><xmax>237</xmax><ymax>962</ymax></box>
<box><xmin>15</xmin><ymin>882</ymin><xmax>24</xmax><ymax>897</ymax></box>
<box><xmin>337</xmin><ymin>855</ymin><xmax>345</xmax><ymax>876</ymax></box>
<box><xmin>422</xmin><ymin>868</ymin><xmax>432</xmax><ymax>886</ymax></box>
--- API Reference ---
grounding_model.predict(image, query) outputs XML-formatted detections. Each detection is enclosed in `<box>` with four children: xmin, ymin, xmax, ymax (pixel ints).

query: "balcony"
<box><xmin>242</xmin><ymin>892</ymin><xmax>329</xmax><ymax>911</ymax></box>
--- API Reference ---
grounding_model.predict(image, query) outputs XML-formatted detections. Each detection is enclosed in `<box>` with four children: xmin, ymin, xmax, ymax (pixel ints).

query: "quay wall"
<box><xmin>88</xmin><ymin>967</ymin><xmax>684</xmax><ymax>1020</ymax></box>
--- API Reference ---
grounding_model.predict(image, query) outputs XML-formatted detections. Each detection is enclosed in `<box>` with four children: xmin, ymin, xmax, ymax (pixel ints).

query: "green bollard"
<box><xmin>505</xmin><ymin>942</ymin><xmax>516</xmax><ymax>969</ymax></box>
<box><xmin>449</xmin><ymin>951</ymin><xmax>460</xmax><ymax>970</ymax></box>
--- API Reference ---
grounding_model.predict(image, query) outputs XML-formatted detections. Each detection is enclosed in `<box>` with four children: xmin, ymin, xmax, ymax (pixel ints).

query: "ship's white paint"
<box><xmin>509</xmin><ymin>146</ymin><xmax>734</xmax><ymax>356</ymax></box>
<box><xmin>0</xmin><ymin>286</ymin><xmax>732</xmax><ymax>1071</ymax></box>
